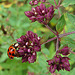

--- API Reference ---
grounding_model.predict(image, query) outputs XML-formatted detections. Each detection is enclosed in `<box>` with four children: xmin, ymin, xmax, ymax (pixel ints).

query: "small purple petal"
<box><xmin>16</xmin><ymin>31</ymin><xmax>41</xmax><ymax>63</ymax></box>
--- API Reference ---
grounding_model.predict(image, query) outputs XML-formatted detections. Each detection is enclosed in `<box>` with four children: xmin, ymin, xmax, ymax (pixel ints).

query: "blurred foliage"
<box><xmin>0</xmin><ymin>0</ymin><xmax>75</xmax><ymax>75</ymax></box>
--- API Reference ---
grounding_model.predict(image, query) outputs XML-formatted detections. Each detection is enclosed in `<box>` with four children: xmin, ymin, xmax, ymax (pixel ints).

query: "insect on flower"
<box><xmin>7</xmin><ymin>42</ymin><xmax>20</xmax><ymax>60</ymax></box>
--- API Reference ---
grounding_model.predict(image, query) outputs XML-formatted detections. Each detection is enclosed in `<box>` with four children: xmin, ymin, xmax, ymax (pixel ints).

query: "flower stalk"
<box><xmin>42</xmin><ymin>31</ymin><xmax>75</xmax><ymax>45</ymax></box>
<box><xmin>56</xmin><ymin>36</ymin><xmax>59</xmax><ymax>51</ymax></box>
<box><xmin>45</xmin><ymin>24</ymin><xmax>57</xmax><ymax>36</ymax></box>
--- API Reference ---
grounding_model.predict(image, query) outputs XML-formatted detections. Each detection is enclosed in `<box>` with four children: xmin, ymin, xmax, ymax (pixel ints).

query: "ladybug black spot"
<box><xmin>11</xmin><ymin>57</ymin><xmax>13</xmax><ymax>59</ymax></box>
<box><xmin>8</xmin><ymin>49</ymin><xmax>9</xmax><ymax>51</ymax></box>
<box><xmin>10</xmin><ymin>48</ymin><xmax>12</xmax><ymax>50</ymax></box>
<box><xmin>12</xmin><ymin>53</ymin><xmax>14</xmax><ymax>56</ymax></box>
<box><xmin>9</xmin><ymin>52</ymin><xmax>11</xmax><ymax>55</ymax></box>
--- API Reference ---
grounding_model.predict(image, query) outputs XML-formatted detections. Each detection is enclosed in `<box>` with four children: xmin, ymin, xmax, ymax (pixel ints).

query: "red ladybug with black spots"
<box><xmin>7</xmin><ymin>43</ymin><xmax>19</xmax><ymax>60</ymax></box>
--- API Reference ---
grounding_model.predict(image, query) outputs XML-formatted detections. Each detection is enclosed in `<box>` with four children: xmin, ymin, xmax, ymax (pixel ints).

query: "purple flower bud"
<box><xmin>35</xmin><ymin>6</ymin><xmax>42</xmax><ymax>15</ymax></box>
<box><xmin>28</xmin><ymin>52</ymin><xmax>36</xmax><ymax>63</ymax></box>
<box><xmin>57</xmin><ymin>46</ymin><xmax>70</xmax><ymax>55</ymax></box>
<box><xmin>36</xmin><ymin>15</ymin><xmax>44</xmax><ymax>23</ymax></box>
<box><xmin>29</xmin><ymin>1</ymin><xmax>33</xmax><ymax>6</ymax></box>
<box><xmin>16</xmin><ymin>31</ymin><xmax>41</xmax><ymax>63</ymax></box>
<box><xmin>34</xmin><ymin>0</ymin><xmax>38</xmax><ymax>5</ymax></box>
<box><xmin>29</xmin><ymin>0</ymin><xmax>38</xmax><ymax>6</ymax></box>
<box><xmin>30</xmin><ymin>16</ymin><xmax>36</xmax><ymax>22</ymax></box>
<box><xmin>39</xmin><ymin>3</ymin><xmax>46</xmax><ymax>13</ymax></box>
<box><xmin>24</xmin><ymin>11</ymin><xmax>34</xmax><ymax>18</ymax></box>
<box><xmin>47</xmin><ymin>59</ymin><xmax>54</xmax><ymax>65</ymax></box>
<box><xmin>47</xmin><ymin>55</ymin><xmax>70</xmax><ymax>73</ymax></box>
<box><xmin>54</xmin><ymin>56</ymin><xmax>60</xmax><ymax>63</ymax></box>
<box><xmin>25</xmin><ymin>3</ymin><xmax>54</xmax><ymax>24</ymax></box>
<box><xmin>45</xmin><ymin>5</ymin><xmax>54</xmax><ymax>22</ymax></box>
<box><xmin>49</xmin><ymin>64</ymin><xmax>57</xmax><ymax>73</ymax></box>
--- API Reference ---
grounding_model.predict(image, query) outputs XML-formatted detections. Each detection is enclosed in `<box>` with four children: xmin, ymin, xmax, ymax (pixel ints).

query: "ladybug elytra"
<box><xmin>7</xmin><ymin>43</ymin><xmax>19</xmax><ymax>60</ymax></box>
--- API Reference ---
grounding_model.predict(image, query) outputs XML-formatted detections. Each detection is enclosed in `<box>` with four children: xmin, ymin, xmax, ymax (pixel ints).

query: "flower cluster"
<box><xmin>47</xmin><ymin>55</ymin><xmax>70</xmax><ymax>73</ymax></box>
<box><xmin>29</xmin><ymin>0</ymin><xmax>46</xmax><ymax>6</ymax></box>
<box><xmin>16</xmin><ymin>31</ymin><xmax>41</xmax><ymax>63</ymax></box>
<box><xmin>29</xmin><ymin>0</ymin><xmax>38</xmax><ymax>6</ymax></box>
<box><xmin>57</xmin><ymin>46</ymin><xmax>70</xmax><ymax>55</ymax></box>
<box><xmin>42</xmin><ymin>0</ymin><xmax>46</xmax><ymax>2</ymax></box>
<box><xmin>25</xmin><ymin>3</ymin><xmax>54</xmax><ymax>24</ymax></box>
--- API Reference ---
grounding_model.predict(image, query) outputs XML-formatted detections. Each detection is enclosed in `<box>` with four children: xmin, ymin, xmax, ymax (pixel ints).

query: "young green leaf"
<box><xmin>56</xmin><ymin>15</ymin><xmax>66</xmax><ymax>33</ymax></box>
<box><xmin>62</xmin><ymin>0</ymin><xmax>75</xmax><ymax>7</ymax></box>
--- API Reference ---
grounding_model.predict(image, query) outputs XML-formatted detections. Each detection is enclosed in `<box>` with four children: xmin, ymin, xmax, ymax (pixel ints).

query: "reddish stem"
<box><xmin>59</xmin><ymin>31</ymin><xmax>75</xmax><ymax>37</ymax></box>
<box><xmin>42</xmin><ymin>31</ymin><xmax>75</xmax><ymax>45</ymax></box>
<box><xmin>70</xmin><ymin>50</ymin><xmax>75</xmax><ymax>55</ymax></box>
<box><xmin>58</xmin><ymin>0</ymin><xmax>61</xmax><ymax>7</ymax></box>
<box><xmin>57</xmin><ymin>8</ymin><xmax>61</xmax><ymax>17</ymax></box>
<box><xmin>56</xmin><ymin>35</ymin><xmax>59</xmax><ymax>51</ymax></box>
<box><xmin>54</xmin><ymin>0</ymin><xmax>57</xmax><ymax>7</ymax></box>
<box><xmin>45</xmin><ymin>24</ymin><xmax>57</xmax><ymax>36</ymax></box>
<box><xmin>42</xmin><ymin>37</ymin><xmax>57</xmax><ymax>45</ymax></box>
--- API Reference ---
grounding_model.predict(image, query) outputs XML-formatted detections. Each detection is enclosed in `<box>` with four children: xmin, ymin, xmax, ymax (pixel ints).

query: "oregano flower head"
<box><xmin>47</xmin><ymin>55</ymin><xmax>70</xmax><ymax>73</ymax></box>
<box><xmin>25</xmin><ymin>3</ymin><xmax>54</xmax><ymax>24</ymax></box>
<box><xmin>57</xmin><ymin>46</ymin><xmax>70</xmax><ymax>55</ymax></box>
<box><xmin>29</xmin><ymin>0</ymin><xmax>46</xmax><ymax>6</ymax></box>
<box><xmin>16</xmin><ymin>31</ymin><xmax>41</xmax><ymax>63</ymax></box>
<box><xmin>29</xmin><ymin>0</ymin><xmax>38</xmax><ymax>6</ymax></box>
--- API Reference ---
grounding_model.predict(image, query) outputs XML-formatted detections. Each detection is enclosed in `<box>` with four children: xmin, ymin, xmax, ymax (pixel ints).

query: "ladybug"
<box><xmin>7</xmin><ymin>43</ymin><xmax>19</xmax><ymax>60</ymax></box>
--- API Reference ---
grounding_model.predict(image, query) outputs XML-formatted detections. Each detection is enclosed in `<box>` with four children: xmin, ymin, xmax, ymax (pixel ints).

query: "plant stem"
<box><xmin>58</xmin><ymin>0</ymin><xmax>61</xmax><ymax>7</ymax></box>
<box><xmin>59</xmin><ymin>31</ymin><xmax>75</xmax><ymax>37</ymax></box>
<box><xmin>42</xmin><ymin>31</ymin><xmax>75</xmax><ymax>45</ymax></box>
<box><xmin>54</xmin><ymin>0</ymin><xmax>57</xmax><ymax>7</ymax></box>
<box><xmin>54</xmin><ymin>0</ymin><xmax>61</xmax><ymax>17</ymax></box>
<box><xmin>45</xmin><ymin>24</ymin><xmax>57</xmax><ymax>36</ymax></box>
<box><xmin>42</xmin><ymin>37</ymin><xmax>57</xmax><ymax>45</ymax></box>
<box><xmin>57</xmin><ymin>8</ymin><xmax>61</xmax><ymax>17</ymax></box>
<box><xmin>56</xmin><ymin>35</ymin><xmax>59</xmax><ymax>51</ymax></box>
<box><xmin>70</xmin><ymin>50</ymin><xmax>75</xmax><ymax>55</ymax></box>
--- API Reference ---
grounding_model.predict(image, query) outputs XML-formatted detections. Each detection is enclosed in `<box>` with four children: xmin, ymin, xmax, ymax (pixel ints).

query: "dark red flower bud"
<box><xmin>25</xmin><ymin>3</ymin><xmax>54</xmax><ymax>24</ymax></box>
<box><xmin>16</xmin><ymin>31</ymin><xmax>41</xmax><ymax>63</ymax></box>
<box><xmin>47</xmin><ymin>55</ymin><xmax>70</xmax><ymax>73</ymax></box>
<box><xmin>57</xmin><ymin>46</ymin><xmax>70</xmax><ymax>55</ymax></box>
<box><xmin>29</xmin><ymin>0</ymin><xmax>38</xmax><ymax>6</ymax></box>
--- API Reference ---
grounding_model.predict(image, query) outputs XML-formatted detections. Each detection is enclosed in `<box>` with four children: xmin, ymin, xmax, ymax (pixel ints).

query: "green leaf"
<box><xmin>56</xmin><ymin>15</ymin><xmax>66</xmax><ymax>33</ymax></box>
<box><xmin>41</xmin><ymin>45</ymin><xmax>50</xmax><ymax>55</ymax></box>
<box><xmin>62</xmin><ymin>0</ymin><xmax>75</xmax><ymax>7</ymax></box>
<box><xmin>0</xmin><ymin>59</ymin><xmax>28</xmax><ymax>75</ymax></box>
<box><xmin>61</xmin><ymin>37</ymin><xmax>75</xmax><ymax>49</ymax></box>
<box><xmin>69</xmin><ymin>54</ymin><xmax>75</xmax><ymax>64</ymax></box>
<box><xmin>0</xmin><ymin>52</ymin><xmax>8</xmax><ymax>63</ymax></box>
<box><xmin>67</xmin><ymin>13</ymin><xmax>75</xmax><ymax>25</ymax></box>
<box><xmin>64</xmin><ymin>13</ymin><xmax>75</xmax><ymax>39</ymax></box>
<box><xmin>69</xmin><ymin>68</ymin><xmax>75</xmax><ymax>75</ymax></box>
<box><xmin>48</xmin><ymin>42</ymin><xmax>55</xmax><ymax>58</ymax></box>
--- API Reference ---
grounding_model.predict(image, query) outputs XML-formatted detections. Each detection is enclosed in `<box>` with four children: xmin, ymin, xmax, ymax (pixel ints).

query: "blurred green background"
<box><xmin>0</xmin><ymin>0</ymin><xmax>75</xmax><ymax>75</ymax></box>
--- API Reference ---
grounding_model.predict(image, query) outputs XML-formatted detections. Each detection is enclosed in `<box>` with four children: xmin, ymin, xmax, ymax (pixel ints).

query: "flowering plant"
<box><xmin>3</xmin><ymin>0</ymin><xmax>75</xmax><ymax>74</ymax></box>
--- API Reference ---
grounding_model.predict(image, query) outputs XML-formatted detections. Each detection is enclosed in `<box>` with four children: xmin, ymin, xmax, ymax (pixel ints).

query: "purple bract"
<box><xmin>47</xmin><ymin>55</ymin><xmax>70</xmax><ymax>73</ymax></box>
<box><xmin>29</xmin><ymin>0</ymin><xmax>38</xmax><ymax>6</ymax></box>
<box><xmin>16</xmin><ymin>31</ymin><xmax>41</xmax><ymax>63</ymax></box>
<box><xmin>25</xmin><ymin>3</ymin><xmax>54</xmax><ymax>24</ymax></box>
<box><xmin>57</xmin><ymin>46</ymin><xmax>70</xmax><ymax>55</ymax></box>
<box><xmin>29</xmin><ymin>0</ymin><xmax>46</xmax><ymax>6</ymax></box>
